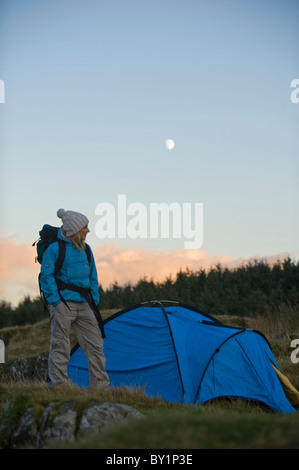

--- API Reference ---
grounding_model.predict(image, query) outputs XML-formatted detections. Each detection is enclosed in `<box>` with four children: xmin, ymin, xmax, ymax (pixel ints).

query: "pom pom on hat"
<box><xmin>57</xmin><ymin>208</ymin><xmax>65</xmax><ymax>219</ymax></box>
<box><xmin>57</xmin><ymin>208</ymin><xmax>89</xmax><ymax>237</ymax></box>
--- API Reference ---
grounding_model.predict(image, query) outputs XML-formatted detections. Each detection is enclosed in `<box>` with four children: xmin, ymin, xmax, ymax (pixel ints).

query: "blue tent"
<box><xmin>68</xmin><ymin>300</ymin><xmax>296</xmax><ymax>413</ymax></box>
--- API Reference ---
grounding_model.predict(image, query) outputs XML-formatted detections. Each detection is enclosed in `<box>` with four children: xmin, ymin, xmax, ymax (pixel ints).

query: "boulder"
<box><xmin>10</xmin><ymin>407</ymin><xmax>37</xmax><ymax>449</ymax></box>
<box><xmin>5</xmin><ymin>354</ymin><xmax>49</xmax><ymax>383</ymax></box>
<box><xmin>8</xmin><ymin>358</ymin><xmax>33</xmax><ymax>381</ymax></box>
<box><xmin>33</xmin><ymin>353</ymin><xmax>49</xmax><ymax>381</ymax></box>
<box><xmin>77</xmin><ymin>401</ymin><xmax>144</xmax><ymax>439</ymax></box>
<box><xmin>0</xmin><ymin>400</ymin><xmax>144</xmax><ymax>449</ymax></box>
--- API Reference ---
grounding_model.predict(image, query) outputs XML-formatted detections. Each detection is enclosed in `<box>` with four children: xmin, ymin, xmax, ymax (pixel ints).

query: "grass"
<box><xmin>248</xmin><ymin>303</ymin><xmax>299</xmax><ymax>340</ymax></box>
<box><xmin>69</xmin><ymin>407</ymin><xmax>299</xmax><ymax>449</ymax></box>
<box><xmin>1</xmin><ymin>381</ymin><xmax>299</xmax><ymax>449</ymax></box>
<box><xmin>0</xmin><ymin>308</ymin><xmax>119</xmax><ymax>362</ymax></box>
<box><xmin>1</xmin><ymin>305</ymin><xmax>299</xmax><ymax>449</ymax></box>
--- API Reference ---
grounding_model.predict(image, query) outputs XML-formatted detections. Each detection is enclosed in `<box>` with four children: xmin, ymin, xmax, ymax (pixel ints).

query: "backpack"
<box><xmin>32</xmin><ymin>224</ymin><xmax>105</xmax><ymax>337</ymax></box>
<box><xmin>32</xmin><ymin>224</ymin><xmax>91</xmax><ymax>272</ymax></box>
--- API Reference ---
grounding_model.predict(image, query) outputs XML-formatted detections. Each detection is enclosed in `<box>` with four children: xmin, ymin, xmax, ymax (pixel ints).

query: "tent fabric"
<box><xmin>271</xmin><ymin>362</ymin><xmax>299</xmax><ymax>407</ymax></box>
<box><xmin>68</xmin><ymin>300</ymin><xmax>296</xmax><ymax>413</ymax></box>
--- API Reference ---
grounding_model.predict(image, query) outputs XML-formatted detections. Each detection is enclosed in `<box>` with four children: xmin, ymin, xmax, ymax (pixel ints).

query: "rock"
<box><xmin>77</xmin><ymin>401</ymin><xmax>144</xmax><ymax>439</ymax></box>
<box><xmin>0</xmin><ymin>400</ymin><xmax>144</xmax><ymax>449</ymax></box>
<box><xmin>37</xmin><ymin>401</ymin><xmax>78</xmax><ymax>448</ymax></box>
<box><xmin>10</xmin><ymin>407</ymin><xmax>37</xmax><ymax>449</ymax></box>
<box><xmin>4</xmin><ymin>354</ymin><xmax>49</xmax><ymax>383</ymax></box>
<box><xmin>33</xmin><ymin>353</ymin><xmax>49</xmax><ymax>381</ymax></box>
<box><xmin>36</xmin><ymin>402</ymin><xmax>55</xmax><ymax>449</ymax></box>
<box><xmin>50</xmin><ymin>402</ymin><xmax>77</xmax><ymax>444</ymax></box>
<box><xmin>0</xmin><ymin>402</ymin><xmax>15</xmax><ymax>449</ymax></box>
<box><xmin>274</xmin><ymin>331</ymin><xmax>290</xmax><ymax>340</ymax></box>
<box><xmin>9</xmin><ymin>358</ymin><xmax>33</xmax><ymax>381</ymax></box>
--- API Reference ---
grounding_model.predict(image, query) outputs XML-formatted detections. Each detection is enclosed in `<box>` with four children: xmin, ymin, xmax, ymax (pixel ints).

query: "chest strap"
<box><xmin>55</xmin><ymin>278</ymin><xmax>106</xmax><ymax>338</ymax></box>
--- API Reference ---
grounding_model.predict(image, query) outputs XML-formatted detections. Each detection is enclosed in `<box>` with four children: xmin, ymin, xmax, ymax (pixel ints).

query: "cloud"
<box><xmin>0</xmin><ymin>236</ymin><xmax>292</xmax><ymax>306</ymax></box>
<box><xmin>0</xmin><ymin>236</ymin><xmax>39</xmax><ymax>303</ymax></box>
<box><xmin>93</xmin><ymin>243</ymin><xmax>234</xmax><ymax>287</ymax></box>
<box><xmin>94</xmin><ymin>243</ymin><xmax>291</xmax><ymax>288</ymax></box>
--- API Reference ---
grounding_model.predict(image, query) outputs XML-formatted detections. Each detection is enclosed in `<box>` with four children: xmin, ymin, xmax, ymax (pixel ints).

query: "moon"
<box><xmin>165</xmin><ymin>138</ymin><xmax>175</xmax><ymax>150</ymax></box>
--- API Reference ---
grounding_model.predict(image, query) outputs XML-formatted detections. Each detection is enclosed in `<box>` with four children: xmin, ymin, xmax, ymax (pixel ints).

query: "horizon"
<box><xmin>0</xmin><ymin>235</ymin><xmax>295</xmax><ymax>307</ymax></box>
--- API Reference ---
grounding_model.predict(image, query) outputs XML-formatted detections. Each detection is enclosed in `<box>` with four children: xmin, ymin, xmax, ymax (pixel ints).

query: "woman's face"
<box><xmin>80</xmin><ymin>225</ymin><xmax>90</xmax><ymax>241</ymax></box>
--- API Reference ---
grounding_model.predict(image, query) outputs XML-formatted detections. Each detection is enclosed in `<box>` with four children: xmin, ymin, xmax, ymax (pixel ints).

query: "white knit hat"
<box><xmin>57</xmin><ymin>208</ymin><xmax>89</xmax><ymax>237</ymax></box>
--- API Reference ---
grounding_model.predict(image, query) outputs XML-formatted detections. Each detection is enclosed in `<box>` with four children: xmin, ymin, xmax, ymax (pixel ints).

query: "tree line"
<box><xmin>1</xmin><ymin>257</ymin><xmax>298</xmax><ymax>328</ymax></box>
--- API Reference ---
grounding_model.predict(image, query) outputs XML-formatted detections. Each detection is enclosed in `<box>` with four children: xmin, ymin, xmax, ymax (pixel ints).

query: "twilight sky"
<box><xmin>0</xmin><ymin>0</ymin><xmax>298</xmax><ymax>305</ymax></box>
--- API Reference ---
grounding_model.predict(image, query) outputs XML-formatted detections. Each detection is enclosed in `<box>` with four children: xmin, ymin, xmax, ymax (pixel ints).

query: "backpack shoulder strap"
<box><xmin>53</xmin><ymin>241</ymin><xmax>90</xmax><ymax>277</ymax></box>
<box><xmin>85</xmin><ymin>244</ymin><xmax>91</xmax><ymax>265</ymax></box>
<box><xmin>54</xmin><ymin>239</ymin><xmax>66</xmax><ymax>276</ymax></box>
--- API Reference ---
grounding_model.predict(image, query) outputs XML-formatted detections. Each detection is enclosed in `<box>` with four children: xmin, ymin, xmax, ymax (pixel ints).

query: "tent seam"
<box><xmin>159</xmin><ymin>302</ymin><xmax>186</xmax><ymax>398</ymax></box>
<box><xmin>195</xmin><ymin>329</ymin><xmax>246</xmax><ymax>403</ymax></box>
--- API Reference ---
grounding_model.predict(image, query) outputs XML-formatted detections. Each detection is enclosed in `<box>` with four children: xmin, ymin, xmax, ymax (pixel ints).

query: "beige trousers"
<box><xmin>48</xmin><ymin>301</ymin><xmax>110</xmax><ymax>388</ymax></box>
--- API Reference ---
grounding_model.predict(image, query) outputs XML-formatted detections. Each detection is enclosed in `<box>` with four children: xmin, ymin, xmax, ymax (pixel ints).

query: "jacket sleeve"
<box><xmin>88</xmin><ymin>247</ymin><xmax>100</xmax><ymax>305</ymax></box>
<box><xmin>39</xmin><ymin>242</ymin><xmax>61</xmax><ymax>307</ymax></box>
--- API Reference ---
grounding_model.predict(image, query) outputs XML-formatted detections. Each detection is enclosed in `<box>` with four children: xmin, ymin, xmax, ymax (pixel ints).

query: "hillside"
<box><xmin>0</xmin><ymin>305</ymin><xmax>299</xmax><ymax>449</ymax></box>
<box><xmin>1</xmin><ymin>304</ymin><xmax>298</xmax><ymax>385</ymax></box>
<box><xmin>0</xmin><ymin>308</ymin><xmax>118</xmax><ymax>361</ymax></box>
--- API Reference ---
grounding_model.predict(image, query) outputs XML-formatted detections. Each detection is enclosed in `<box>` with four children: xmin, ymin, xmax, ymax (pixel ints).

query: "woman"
<box><xmin>40</xmin><ymin>208</ymin><xmax>110</xmax><ymax>389</ymax></box>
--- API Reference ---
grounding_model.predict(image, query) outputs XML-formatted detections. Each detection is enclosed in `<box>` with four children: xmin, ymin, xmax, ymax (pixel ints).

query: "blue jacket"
<box><xmin>39</xmin><ymin>229</ymin><xmax>100</xmax><ymax>307</ymax></box>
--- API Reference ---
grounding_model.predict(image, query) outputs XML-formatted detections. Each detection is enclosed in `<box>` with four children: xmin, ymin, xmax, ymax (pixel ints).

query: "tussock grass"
<box><xmin>0</xmin><ymin>309</ymin><xmax>118</xmax><ymax>362</ymax></box>
<box><xmin>0</xmin><ymin>320</ymin><xmax>51</xmax><ymax>360</ymax></box>
<box><xmin>0</xmin><ymin>381</ymin><xmax>174</xmax><ymax>413</ymax></box>
<box><xmin>248</xmin><ymin>303</ymin><xmax>299</xmax><ymax>339</ymax></box>
<box><xmin>65</xmin><ymin>408</ymin><xmax>299</xmax><ymax>449</ymax></box>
